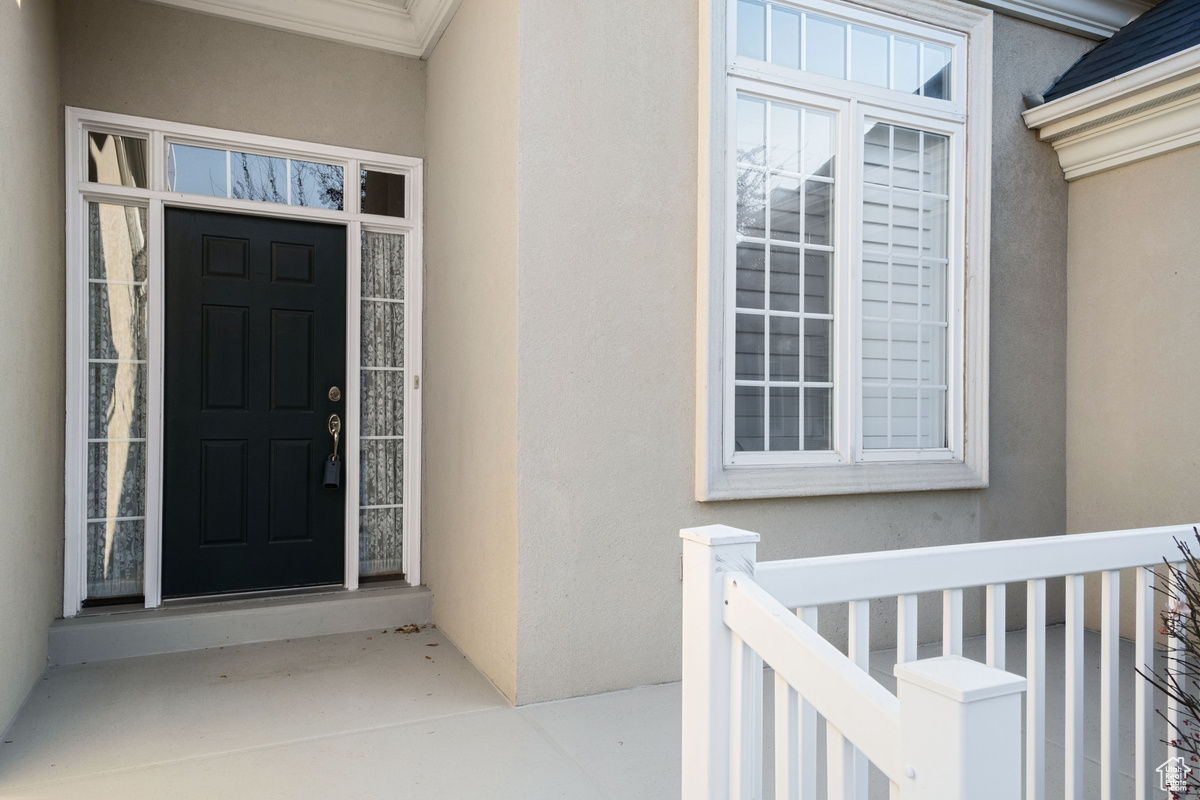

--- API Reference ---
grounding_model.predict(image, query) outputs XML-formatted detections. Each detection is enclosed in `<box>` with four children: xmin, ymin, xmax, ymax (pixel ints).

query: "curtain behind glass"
<box><xmin>86</xmin><ymin>202</ymin><xmax>148</xmax><ymax>599</ymax></box>
<box><xmin>359</xmin><ymin>231</ymin><xmax>405</xmax><ymax>576</ymax></box>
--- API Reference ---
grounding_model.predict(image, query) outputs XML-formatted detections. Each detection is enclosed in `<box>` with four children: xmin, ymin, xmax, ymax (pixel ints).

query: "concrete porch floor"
<box><xmin>0</xmin><ymin>626</ymin><xmax>681</xmax><ymax>799</ymax></box>
<box><xmin>0</xmin><ymin>624</ymin><xmax>1174</xmax><ymax>799</ymax></box>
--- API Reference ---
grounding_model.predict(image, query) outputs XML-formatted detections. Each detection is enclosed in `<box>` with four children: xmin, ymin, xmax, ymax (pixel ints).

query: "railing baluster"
<box><xmin>942</xmin><ymin>588</ymin><xmax>963</xmax><ymax>656</ymax></box>
<box><xmin>847</xmin><ymin>601</ymin><xmax>869</xmax><ymax>800</ymax></box>
<box><xmin>1064</xmin><ymin>574</ymin><xmax>1084</xmax><ymax>800</ymax></box>
<box><xmin>986</xmin><ymin>583</ymin><xmax>1005</xmax><ymax>669</ymax></box>
<box><xmin>897</xmin><ymin>594</ymin><xmax>917</xmax><ymax>664</ymax></box>
<box><xmin>1168</xmin><ymin>561</ymin><xmax>1187</xmax><ymax>771</ymax></box>
<box><xmin>826</xmin><ymin>722</ymin><xmax>854</xmax><ymax>800</ymax></box>
<box><xmin>1027</xmin><ymin>578</ymin><xmax>1046</xmax><ymax>800</ymax></box>
<box><xmin>730</xmin><ymin>632</ymin><xmax>762</xmax><ymax>800</ymax></box>
<box><xmin>1135</xmin><ymin>566</ymin><xmax>1155</xmax><ymax>800</ymax></box>
<box><xmin>776</xmin><ymin>670</ymin><xmax>799</xmax><ymax>800</ymax></box>
<box><xmin>1100</xmin><ymin>569</ymin><xmax>1120</xmax><ymax>800</ymax></box>
<box><xmin>796</xmin><ymin>607</ymin><xmax>818</xmax><ymax>800</ymax></box>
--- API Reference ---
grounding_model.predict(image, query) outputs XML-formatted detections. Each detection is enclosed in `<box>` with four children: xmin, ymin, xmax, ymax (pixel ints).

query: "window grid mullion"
<box><xmin>916</xmin><ymin>130</ymin><xmax>925</xmax><ymax>446</ymax></box>
<box><xmin>885</xmin><ymin>123</ymin><xmax>894</xmax><ymax>449</ymax></box>
<box><xmin>763</xmin><ymin>98</ymin><xmax>773</xmax><ymax>452</ymax></box>
<box><xmin>798</xmin><ymin>106</ymin><xmax>808</xmax><ymax>449</ymax></box>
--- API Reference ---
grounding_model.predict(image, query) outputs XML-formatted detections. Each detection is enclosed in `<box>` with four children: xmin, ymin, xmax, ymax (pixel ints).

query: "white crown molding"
<box><xmin>135</xmin><ymin>0</ymin><xmax>462</xmax><ymax>58</ymax></box>
<box><xmin>1023</xmin><ymin>44</ymin><xmax>1200</xmax><ymax>179</ymax></box>
<box><xmin>965</xmin><ymin>0</ymin><xmax>1154</xmax><ymax>39</ymax></box>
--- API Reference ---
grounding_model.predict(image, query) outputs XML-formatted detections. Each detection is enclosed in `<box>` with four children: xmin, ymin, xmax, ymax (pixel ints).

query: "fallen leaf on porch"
<box><xmin>220</xmin><ymin>675</ymin><xmax>227</xmax><ymax>679</ymax></box>
<box><xmin>366</xmin><ymin>637</ymin><xmax>372</xmax><ymax>640</ymax></box>
<box><xmin>425</xmin><ymin>656</ymin><xmax>431</xmax><ymax>660</ymax></box>
<box><xmin>396</xmin><ymin>624</ymin><xmax>420</xmax><ymax>634</ymax></box>
<box><xmin>426</xmin><ymin>643</ymin><xmax>438</xmax><ymax>647</ymax></box>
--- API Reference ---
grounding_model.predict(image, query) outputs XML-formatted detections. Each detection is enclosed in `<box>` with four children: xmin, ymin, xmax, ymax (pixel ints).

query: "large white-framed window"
<box><xmin>697</xmin><ymin>0</ymin><xmax>991</xmax><ymax>500</ymax></box>
<box><xmin>63</xmin><ymin>107</ymin><xmax>424</xmax><ymax>615</ymax></box>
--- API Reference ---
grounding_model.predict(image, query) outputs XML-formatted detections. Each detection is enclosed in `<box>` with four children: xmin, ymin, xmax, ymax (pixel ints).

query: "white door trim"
<box><xmin>64</xmin><ymin>106</ymin><xmax>423</xmax><ymax>616</ymax></box>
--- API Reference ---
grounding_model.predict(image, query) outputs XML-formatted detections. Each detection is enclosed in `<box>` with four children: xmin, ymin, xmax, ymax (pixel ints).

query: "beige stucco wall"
<box><xmin>510</xmin><ymin>8</ymin><xmax>1091</xmax><ymax>703</ymax></box>
<box><xmin>1066</xmin><ymin>144</ymin><xmax>1200</xmax><ymax>635</ymax></box>
<box><xmin>423</xmin><ymin>0</ymin><xmax>521</xmax><ymax>701</ymax></box>
<box><xmin>0</xmin><ymin>0</ymin><xmax>65</xmax><ymax>734</ymax></box>
<box><xmin>58</xmin><ymin>0</ymin><xmax>426</xmax><ymax>157</ymax></box>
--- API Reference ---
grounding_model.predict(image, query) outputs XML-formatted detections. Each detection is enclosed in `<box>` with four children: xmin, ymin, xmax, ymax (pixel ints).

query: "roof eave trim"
<box><xmin>1023</xmin><ymin>44</ymin><xmax>1200</xmax><ymax>180</ymax></box>
<box><xmin>966</xmin><ymin>0</ymin><xmax>1153</xmax><ymax>40</ymax></box>
<box><xmin>134</xmin><ymin>0</ymin><xmax>463</xmax><ymax>59</ymax></box>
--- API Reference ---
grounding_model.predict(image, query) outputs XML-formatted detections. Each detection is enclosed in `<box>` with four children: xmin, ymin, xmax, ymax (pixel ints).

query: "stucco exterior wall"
<box><xmin>0</xmin><ymin>0</ymin><xmax>65</xmax><ymax>735</ymax></box>
<box><xmin>511</xmin><ymin>7</ymin><xmax>1090</xmax><ymax>703</ymax></box>
<box><xmin>1066</xmin><ymin>144</ymin><xmax>1200</xmax><ymax>634</ymax></box>
<box><xmin>57</xmin><ymin>0</ymin><xmax>426</xmax><ymax>157</ymax></box>
<box><xmin>423</xmin><ymin>0</ymin><xmax>521</xmax><ymax>701</ymax></box>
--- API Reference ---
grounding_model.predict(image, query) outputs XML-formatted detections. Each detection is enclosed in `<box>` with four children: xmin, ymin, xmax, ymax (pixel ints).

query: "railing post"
<box><xmin>893</xmin><ymin>656</ymin><xmax>1025</xmax><ymax>800</ymax></box>
<box><xmin>681</xmin><ymin>525</ymin><xmax>761</xmax><ymax>800</ymax></box>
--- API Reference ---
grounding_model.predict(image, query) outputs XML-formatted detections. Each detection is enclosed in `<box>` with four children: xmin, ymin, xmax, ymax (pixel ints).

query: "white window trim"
<box><xmin>64</xmin><ymin>107</ymin><xmax>424</xmax><ymax>616</ymax></box>
<box><xmin>696</xmin><ymin>0</ymin><xmax>992</xmax><ymax>500</ymax></box>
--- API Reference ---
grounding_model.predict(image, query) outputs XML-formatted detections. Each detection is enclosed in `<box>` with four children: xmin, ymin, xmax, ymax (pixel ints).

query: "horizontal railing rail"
<box><xmin>754</xmin><ymin>524</ymin><xmax>1193</xmax><ymax>608</ymax></box>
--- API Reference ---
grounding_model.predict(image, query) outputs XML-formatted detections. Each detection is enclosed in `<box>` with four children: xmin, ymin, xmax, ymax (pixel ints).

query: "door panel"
<box><xmin>163</xmin><ymin>209</ymin><xmax>346</xmax><ymax>597</ymax></box>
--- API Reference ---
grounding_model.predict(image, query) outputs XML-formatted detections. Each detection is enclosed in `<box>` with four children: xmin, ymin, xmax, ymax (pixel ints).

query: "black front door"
<box><xmin>163</xmin><ymin>209</ymin><xmax>346</xmax><ymax>597</ymax></box>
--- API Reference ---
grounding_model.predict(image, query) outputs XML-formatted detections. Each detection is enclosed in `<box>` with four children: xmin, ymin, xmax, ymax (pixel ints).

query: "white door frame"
<box><xmin>63</xmin><ymin>107</ymin><xmax>423</xmax><ymax>616</ymax></box>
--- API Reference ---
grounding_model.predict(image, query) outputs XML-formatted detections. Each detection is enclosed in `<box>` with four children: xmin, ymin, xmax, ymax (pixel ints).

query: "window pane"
<box><xmin>804</xmin><ymin>318</ymin><xmax>830</xmax><ymax>382</ymax></box>
<box><xmin>737</xmin><ymin>242</ymin><xmax>766</xmax><ymax>309</ymax></box>
<box><xmin>231</xmin><ymin>151</ymin><xmax>287</xmax><ymax>204</ymax></box>
<box><xmin>770</xmin><ymin>176</ymin><xmax>802</xmax><ymax>241</ymax></box>
<box><xmin>769</xmin><ymin>316</ymin><xmax>800</xmax><ymax>381</ymax></box>
<box><xmin>292</xmin><ymin>160</ymin><xmax>345</xmax><ymax>210</ymax></box>
<box><xmin>87</xmin><ymin>520</ymin><xmax>144</xmax><ymax>599</ymax></box>
<box><xmin>804</xmin><ymin>387</ymin><xmax>832</xmax><ymax>450</ymax></box>
<box><xmin>770</xmin><ymin>6</ymin><xmax>801</xmax><ymax>70</ymax></box>
<box><xmin>736</xmin><ymin>314</ymin><xmax>765</xmax><ymax>380</ymax></box>
<box><xmin>362</xmin><ymin>170</ymin><xmax>405</xmax><ymax>217</ymax></box>
<box><xmin>806</xmin><ymin>15</ymin><xmax>845</xmax><ymax>79</ymax></box>
<box><xmin>734</xmin><ymin>386</ymin><xmax>765</xmax><ymax>452</ymax></box>
<box><xmin>803</xmin><ymin>110</ymin><xmax>835</xmax><ymax>178</ymax></box>
<box><xmin>804</xmin><ymin>180</ymin><xmax>832</xmax><ymax>246</ymax></box>
<box><xmin>893</xmin><ymin>38</ymin><xmax>921</xmax><ymax>94</ymax></box>
<box><xmin>860</xmin><ymin>123</ymin><xmax>950</xmax><ymax>450</ymax></box>
<box><xmin>737</xmin><ymin>96</ymin><xmax>767</xmax><ymax>166</ymax></box>
<box><xmin>737</xmin><ymin>168</ymin><xmax>766</xmax><ymax>239</ymax></box>
<box><xmin>168</xmin><ymin>143</ymin><xmax>227</xmax><ymax>197</ymax></box>
<box><xmin>88</xmin><ymin>133</ymin><xmax>147</xmax><ymax>188</ymax></box>
<box><xmin>922</xmin><ymin>44</ymin><xmax>951</xmax><ymax>99</ymax></box>
<box><xmin>771</xmin><ymin>104</ymin><xmax>800</xmax><ymax>172</ymax></box>
<box><xmin>769</xmin><ymin>245</ymin><xmax>800</xmax><ymax>312</ymax></box>
<box><xmin>770</xmin><ymin>387</ymin><xmax>800</xmax><ymax>450</ymax></box>
<box><xmin>850</xmin><ymin>26</ymin><xmax>888</xmax><ymax>88</ymax></box>
<box><xmin>738</xmin><ymin>0</ymin><xmax>767</xmax><ymax>60</ymax></box>
<box><xmin>804</xmin><ymin>251</ymin><xmax>830</xmax><ymax>314</ymax></box>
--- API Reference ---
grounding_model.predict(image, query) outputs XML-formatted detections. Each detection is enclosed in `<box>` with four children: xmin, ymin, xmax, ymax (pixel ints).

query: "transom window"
<box><xmin>698</xmin><ymin>0</ymin><xmax>991</xmax><ymax>498</ymax></box>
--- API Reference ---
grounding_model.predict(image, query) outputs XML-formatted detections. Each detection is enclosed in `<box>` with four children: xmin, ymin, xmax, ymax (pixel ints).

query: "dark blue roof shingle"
<box><xmin>1045</xmin><ymin>0</ymin><xmax>1200</xmax><ymax>102</ymax></box>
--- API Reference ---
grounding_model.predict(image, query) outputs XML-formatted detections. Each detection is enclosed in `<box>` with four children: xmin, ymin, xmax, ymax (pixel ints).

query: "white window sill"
<box><xmin>699</xmin><ymin>458</ymin><xmax>987</xmax><ymax>501</ymax></box>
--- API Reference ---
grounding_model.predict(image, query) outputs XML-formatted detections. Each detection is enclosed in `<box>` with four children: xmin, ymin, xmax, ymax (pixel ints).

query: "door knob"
<box><xmin>328</xmin><ymin>386</ymin><xmax>342</xmax><ymax>402</ymax></box>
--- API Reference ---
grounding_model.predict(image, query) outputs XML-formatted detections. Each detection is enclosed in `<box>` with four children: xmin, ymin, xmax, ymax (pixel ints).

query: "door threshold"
<box><xmin>50</xmin><ymin>583</ymin><xmax>431</xmax><ymax>665</ymax></box>
<box><xmin>163</xmin><ymin>582</ymin><xmax>350</xmax><ymax>607</ymax></box>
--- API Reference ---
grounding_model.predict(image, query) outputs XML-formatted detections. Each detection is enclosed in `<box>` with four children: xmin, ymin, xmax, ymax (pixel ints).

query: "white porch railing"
<box><xmin>680</xmin><ymin>523</ymin><xmax>1197</xmax><ymax>800</ymax></box>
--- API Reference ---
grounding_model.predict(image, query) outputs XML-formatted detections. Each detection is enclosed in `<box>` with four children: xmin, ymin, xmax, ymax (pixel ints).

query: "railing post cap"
<box><xmin>680</xmin><ymin>525</ymin><xmax>761</xmax><ymax>546</ymax></box>
<box><xmin>894</xmin><ymin>655</ymin><xmax>1026</xmax><ymax>703</ymax></box>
